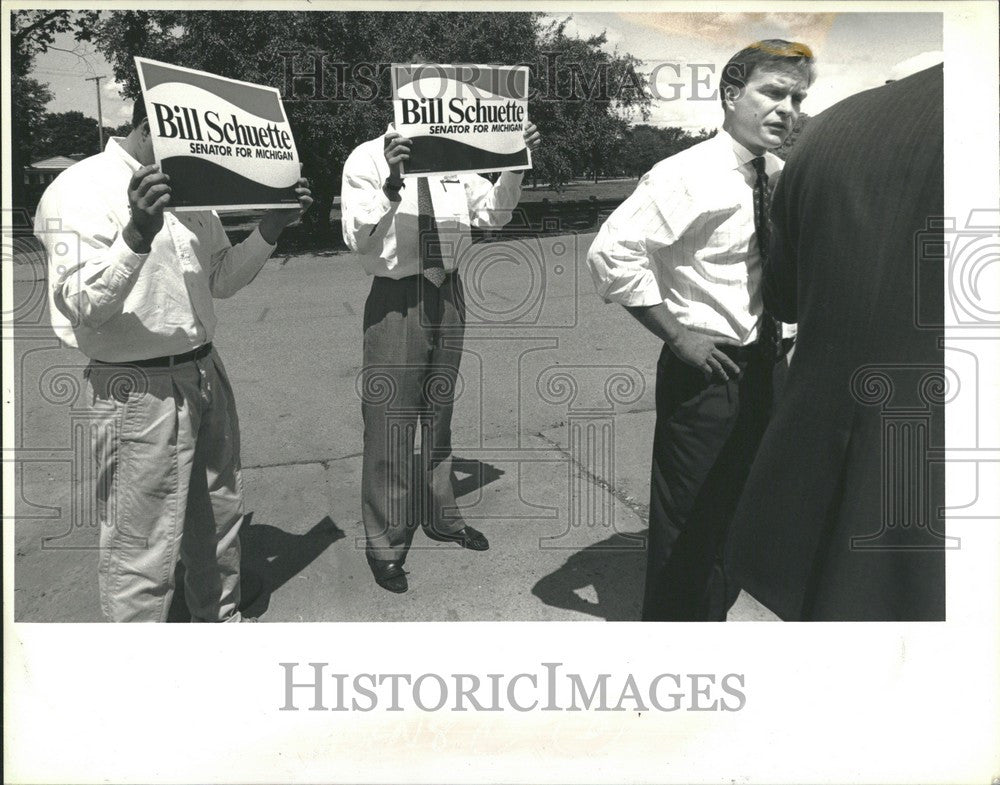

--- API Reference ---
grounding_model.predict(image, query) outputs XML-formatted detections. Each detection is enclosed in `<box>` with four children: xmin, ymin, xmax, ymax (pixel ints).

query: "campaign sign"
<box><xmin>392</xmin><ymin>64</ymin><xmax>532</xmax><ymax>177</ymax></box>
<box><xmin>134</xmin><ymin>57</ymin><xmax>300</xmax><ymax>212</ymax></box>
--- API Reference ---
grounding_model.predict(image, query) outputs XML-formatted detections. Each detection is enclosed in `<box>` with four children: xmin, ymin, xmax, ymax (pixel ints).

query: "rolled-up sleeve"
<box><xmin>464</xmin><ymin>170</ymin><xmax>523</xmax><ymax>229</ymax></box>
<box><xmin>340</xmin><ymin>144</ymin><xmax>400</xmax><ymax>255</ymax></box>
<box><xmin>586</xmin><ymin>174</ymin><xmax>671</xmax><ymax>307</ymax></box>
<box><xmin>587</xmin><ymin>165</ymin><xmax>699</xmax><ymax>307</ymax></box>
<box><xmin>35</xmin><ymin>187</ymin><xmax>148</xmax><ymax>330</ymax></box>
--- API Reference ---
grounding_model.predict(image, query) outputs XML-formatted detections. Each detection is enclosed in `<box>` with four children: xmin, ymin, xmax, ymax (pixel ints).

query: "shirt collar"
<box><xmin>104</xmin><ymin>136</ymin><xmax>142</xmax><ymax>173</ymax></box>
<box><xmin>714</xmin><ymin>128</ymin><xmax>762</xmax><ymax>171</ymax></box>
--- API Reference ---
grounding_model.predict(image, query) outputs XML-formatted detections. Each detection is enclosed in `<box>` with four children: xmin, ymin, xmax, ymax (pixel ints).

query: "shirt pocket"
<box><xmin>438</xmin><ymin>180</ymin><xmax>470</xmax><ymax>223</ymax></box>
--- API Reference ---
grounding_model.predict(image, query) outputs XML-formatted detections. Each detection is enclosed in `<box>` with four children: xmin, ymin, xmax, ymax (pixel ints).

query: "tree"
<box><xmin>11</xmin><ymin>10</ymin><xmax>75</xmax><ymax>76</ymax></box>
<box><xmin>62</xmin><ymin>10</ymin><xmax>656</xmax><ymax>242</ymax></box>
<box><xmin>11</xmin><ymin>10</ymin><xmax>76</xmax><ymax>207</ymax></box>
<box><xmin>529</xmin><ymin>18</ymin><xmax>650</xmax><ymax>188</ymax></box>
<box><xmin>620</xmin><ymin>125</ymin><xmax>716</xmax><ymax>178</ymax></box>
<box><xmin>84</xmin><ymin>10</ymin><xmax>544</xmax><ymax>237</ymax></box>
<box><xmin>32</xmin><ymin>110</ymin><xmax>104</xmax><ymax>158</ymax></box>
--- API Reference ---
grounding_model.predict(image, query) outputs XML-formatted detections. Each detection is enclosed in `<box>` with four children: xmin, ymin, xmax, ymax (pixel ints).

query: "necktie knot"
<box><xmin>751</xmin><ymin>155</ymin><xmax>766</xmax><ymax>179</ymax></box>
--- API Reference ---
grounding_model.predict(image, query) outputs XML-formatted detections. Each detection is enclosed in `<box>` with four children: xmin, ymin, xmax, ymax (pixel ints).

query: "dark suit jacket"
<box><xmin>726</xmin><ymin>65</ymin><xmax>946</xmax><ymax>621</ymax></box>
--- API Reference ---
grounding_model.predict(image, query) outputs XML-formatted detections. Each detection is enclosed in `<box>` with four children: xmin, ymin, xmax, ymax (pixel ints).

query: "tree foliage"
<box><xmin>620</xmin><ymin>124</ymin><xmax>717</xmax><ymax>178</ymax></box>
<box><xmin>17</xmin><ymin>10</ymin><xmax>663</xmax><ymax>235</ymax></box>
<box><xmin>80</xmin><ymin>11</ymin><xmax>543</xmax><ymax>234</ymax></box>
<box><xmin>31</xmin><ymin>110</ymin><xmax>128</xmax><ymax>158</ymax></box>
<box><xmin>79</xmin><ymin>11</ymin><xmax>654</xmax><ymax>224</ymax></box>
<box><xmin>11</xmin><ymin>10</ymin><xmax>75</xmax><ymax>78</ymax></box>
<box><xmin>11</xmin><ymin>10</ymin><xmax>75</xmax><ymax>206</ymax></box>
<box><xmin>529</xmin><ymin>18</ymin><xmax>650</xmax><ymax>188</ymax></box>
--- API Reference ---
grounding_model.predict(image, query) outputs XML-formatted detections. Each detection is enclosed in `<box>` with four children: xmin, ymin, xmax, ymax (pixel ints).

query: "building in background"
<box><xmin>23</xmin><ymin>154</ymin><xmax>86</xmax><ymax>209</ymax></box>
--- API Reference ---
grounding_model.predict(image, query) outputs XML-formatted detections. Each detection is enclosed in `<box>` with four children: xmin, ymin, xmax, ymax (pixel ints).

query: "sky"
<box><xmin>554</xmin><ymin>11</ymin><xmax>943</xmax><ymax>129</ymax></box>
<box><xmin>28</xmin><ymin>29</ymin><xmax>134</xmax><ymax>127</ymax></box>
<box><xmin>29</xmin><ymin>10</ymin><xmax>942</xmax><ymax>133</ymax></box>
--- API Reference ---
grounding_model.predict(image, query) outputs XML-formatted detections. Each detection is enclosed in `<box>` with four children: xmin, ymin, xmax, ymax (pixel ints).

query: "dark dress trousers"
<box><xmin>726</xmin><ymin>65</ymin><xmax>946</xmax><ymax>621</ymax></box>
<box><xmin>643</xmin><ymin>342</ymin><xmax>773</xmax><ymax>621</ymax></box>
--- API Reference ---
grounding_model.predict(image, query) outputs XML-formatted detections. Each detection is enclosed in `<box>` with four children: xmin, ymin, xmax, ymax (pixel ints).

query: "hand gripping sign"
<box><xmin>135</xmin><ymin>56</ymin><xmax>301</xmax><ymax>212</ymax></box>
<box><xmin>392</xmin><ymin>63</ymin><xmax>532</xmax><ymax>177</ymax></box>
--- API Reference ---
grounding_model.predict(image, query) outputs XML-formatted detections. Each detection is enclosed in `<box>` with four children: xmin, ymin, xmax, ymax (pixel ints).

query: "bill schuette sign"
<box><xmin>392</xmin><ymin>63</ymin><xmax>532</xmax><ymax>177</ymax></box>
<box><xmin>135</xmin><ymin>56</ymin><xmax>301</xmax><ymax>211</ymax></box>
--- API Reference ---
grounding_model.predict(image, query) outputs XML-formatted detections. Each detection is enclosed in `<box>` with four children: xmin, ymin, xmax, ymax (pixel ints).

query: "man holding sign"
<box><xmin>134</xmin><ymin>56</ymin><xmax>303</xmax><ymax>211</ymax></box>
<box><xmin>34</xmin><ymin>99</ymin><xmax>312</xmax><ymax>622</ymax></box>
<box><xmin>341</xmin><ymin>61</ymin><xmax>540</xmax><ymax>594</ymax></box>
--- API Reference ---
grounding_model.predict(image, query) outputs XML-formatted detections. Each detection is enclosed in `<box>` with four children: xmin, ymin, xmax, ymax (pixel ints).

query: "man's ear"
<box><xmin>721</xmin><ymin>83</ymin><xmax>738</xmax><ymax>112</ymax></box>
<box><xmin>138</xmin><ymin>117</ymin><xmax>151</xmax><ymax>139</ymax></box>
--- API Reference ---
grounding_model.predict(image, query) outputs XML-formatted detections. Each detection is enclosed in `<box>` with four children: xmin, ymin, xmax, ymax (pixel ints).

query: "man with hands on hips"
<box><xmin>34</xmin><ymin>99</ymin><xmax>312</xmax><ymax>622</ymax></box>
<box><xmin>586</xmin><ymin>40</ymin><xmax>814</xmax><ymax>621</ymax></box>
<box><xmin>342</xmin><ymin>113</ymin><xmax>540</xmax><ymax>594</ymax></box>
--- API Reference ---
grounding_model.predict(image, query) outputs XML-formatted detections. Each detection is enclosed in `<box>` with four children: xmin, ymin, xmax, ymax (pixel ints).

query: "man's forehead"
<box><xmin>750</xmin><ymin>64</ymin><xmax>812</xmax><ymax>88</ymax></box>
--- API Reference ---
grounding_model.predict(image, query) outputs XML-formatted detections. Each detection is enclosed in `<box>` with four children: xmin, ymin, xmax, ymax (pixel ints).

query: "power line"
<box><xmin>34</xmin><ymin>69</ymin><xmax>91</xmax><ymax>76</ymax></box>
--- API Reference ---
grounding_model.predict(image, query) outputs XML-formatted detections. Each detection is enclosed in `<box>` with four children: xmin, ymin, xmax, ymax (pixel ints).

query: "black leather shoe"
<box><xmin>424</xmin><ymin>525</ymin><xmax>489</xmax><ymax>551</ymax></box>
<box><xmin>366</xmin><ymin>553</ymin><xmax>408</xmax><ymax>593</ymax></box>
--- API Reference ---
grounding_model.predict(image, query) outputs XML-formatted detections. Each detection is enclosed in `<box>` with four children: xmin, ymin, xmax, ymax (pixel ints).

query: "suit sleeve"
<box><xmin>763</xmin><ymin>167</ymin><xmax>798</xmax><ymax>322</ymax></box>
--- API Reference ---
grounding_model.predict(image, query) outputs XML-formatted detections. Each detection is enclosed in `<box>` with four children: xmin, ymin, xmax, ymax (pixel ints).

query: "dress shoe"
<box><xmin>366</xmin><ymin>552</ymin><xmax>408</xmax><ymax>593</ymax></box>
<box><xmin>424</xmin><ymin>524</ymin><xmax>489</xmax><ymax>551</ymax></box>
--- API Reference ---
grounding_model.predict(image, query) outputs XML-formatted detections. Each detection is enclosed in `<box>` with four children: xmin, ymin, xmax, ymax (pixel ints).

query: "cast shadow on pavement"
<box><xmin>408</xmin><ymin>455</ymin><xmax>505</xmax><ymax>512</ymax></box>
<box><xmin>531</xmin><ymin>530</ymin><xmax>647</xmax><ymax>621</ymax></box>
<box><xmin>167</xmin><ymin>513</ymin><xmax>345</xmax><ymax>621</ymax></box>
<box><xmin>451</xmin><ymin>457</ymin><xmax>504</xmax><ymax>498</ymax></box>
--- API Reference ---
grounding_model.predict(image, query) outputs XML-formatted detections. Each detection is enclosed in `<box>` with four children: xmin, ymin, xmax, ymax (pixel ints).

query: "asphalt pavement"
<box><xmin>11</xmin><ymin>232</ymin><xmax>774</xmax><ymax>622</ymax></box>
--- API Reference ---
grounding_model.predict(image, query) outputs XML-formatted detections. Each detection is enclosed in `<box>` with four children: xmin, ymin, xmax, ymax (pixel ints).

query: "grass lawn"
<box><xmin>222</xmin><ymin>177</ymin><xmax>641</xmax><ymax>235</ymax></box>
<box><xmin>518</xmin><ymin>177</ymin><xmax>640</xmax><ymax>203</ymax></box>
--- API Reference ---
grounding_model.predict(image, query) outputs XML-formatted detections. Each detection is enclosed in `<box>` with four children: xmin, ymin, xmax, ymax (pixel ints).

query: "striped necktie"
<box><xmin>750</xmin><ymin>156</ymin><xmax>784</xmax><ymax>363</ymax></box>
<box><xmin>417</xmin><ymin>177</ymin><xmax>447</xmax><ymax>288</ymax></box>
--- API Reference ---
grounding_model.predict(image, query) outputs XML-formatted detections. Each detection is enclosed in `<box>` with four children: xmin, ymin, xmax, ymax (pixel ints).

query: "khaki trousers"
<box><xmin>87</xmin><ymin>348</ymin><xmax>244</xmax><ymax>622</ymax></box>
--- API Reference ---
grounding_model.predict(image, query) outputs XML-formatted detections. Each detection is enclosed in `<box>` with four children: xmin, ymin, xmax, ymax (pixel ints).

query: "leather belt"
<box><xmin>94</xmin><ymin>342</ymin><xmax>213</xmax><ymax>368</ymax></box>
<box><xmin>718</xmin><ymin>342</ymin><xmax>763</xmax><ymax>362</ymax></box>
<box><xmin>718</xmin><ymin>337</ymin><xmax>795</xmax><ymax>363</ymax></box>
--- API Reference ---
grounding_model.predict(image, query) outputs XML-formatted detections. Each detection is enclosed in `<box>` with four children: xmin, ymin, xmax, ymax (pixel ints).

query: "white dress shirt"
<box><xmin>587</xmin><ymin>129</ymin><xmax>794</xmax><ymax>345</ymax></box>
<box><xmin>34</xmin><ymin>137</ymin><xmax>277</xmax><ymax>362</ymax></box>
<box><xmin>341</xmin><ymin>130</ymin><xmax>524</xmax><ymax>278</ymax></box>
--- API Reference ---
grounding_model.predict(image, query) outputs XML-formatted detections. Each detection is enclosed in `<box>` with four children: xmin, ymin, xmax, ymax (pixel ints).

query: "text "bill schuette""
<box><xmin>400</xmin><ymin>97</ymin><xmax>525</xmax><ymax>126</ymax></box>
<box><xmin>151</xmin><ymin>102</ymin><xmax>295</xmax><ymax>160</ymax></box>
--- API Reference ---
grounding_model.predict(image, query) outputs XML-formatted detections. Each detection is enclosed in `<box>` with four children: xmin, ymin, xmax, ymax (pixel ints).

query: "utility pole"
<box><xmin>85</xmin><ymin>75</ymin><xmax>106</xmax><ymax>151</ymax></box>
